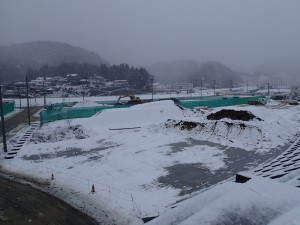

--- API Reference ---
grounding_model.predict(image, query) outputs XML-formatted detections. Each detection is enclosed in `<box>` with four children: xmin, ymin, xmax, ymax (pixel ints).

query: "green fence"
<box><xmin>40</xmin><ymin>104</ymin><xmax>130</xmax><ymax>126</ymax></box>
<box><xmin>40</xmin><ymin>96</ymin><xmax>265</xmax><ymax>126</ymax></box>
<box><xmin>1</xmin><ymin>101</ymin><xmax>15</xmax><ymax>115</ymax></box>
<box><xmin>177</xmin><ymin>96</ymin><xmax>265</xmax><ymax>109</ymax></box>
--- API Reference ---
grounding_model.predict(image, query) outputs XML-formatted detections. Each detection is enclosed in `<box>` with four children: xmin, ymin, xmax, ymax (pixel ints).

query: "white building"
<box><xmin>153</xmin><ymin>83</ymin><xmax>166</xmax><ymax>92</ymax></box>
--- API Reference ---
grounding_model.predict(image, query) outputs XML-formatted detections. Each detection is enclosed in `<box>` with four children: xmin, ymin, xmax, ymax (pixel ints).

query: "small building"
<box><xmin>114</xmin><ymin>80</ymin><xmax>128</xmax><ymax>87</ymax></box>
<box><xmin>66</xmin><ymin>74</ymin><xmax>81</xmax><ymax>85</ymax></box>
<box><xmin>291</xmin><ymin>85</ymin><xmax>300</xmax><ymax>98</ymax></box>
<box><xmin>14</xmin><ymin>82</ymin><xmax>27</xmax><ymax>94</ymax></box>
<box><xmin>166</xmin><ymin>83</ymin><xmax>193</xmax><ymax>93</ymax></box>
<box><xmin>153</xmin><ymin>83</ymin><xmax>166</xmax><ymax>93</ymax></box>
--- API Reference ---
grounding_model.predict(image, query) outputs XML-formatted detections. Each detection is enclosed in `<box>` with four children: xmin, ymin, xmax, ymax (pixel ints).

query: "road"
<box><xmin>0</xmin><ymin>107</ymin><xmax>40</xmax><ymax>138</ymax></box>
<box><xmin>0</xmin><ymin>177</ymin><xmax>98</xmax><ymax>224</ymax></box>
<box><xmin>0</xmin><ymin>107</ymin><xmax>99</xmax><ymax>225</ymax></box>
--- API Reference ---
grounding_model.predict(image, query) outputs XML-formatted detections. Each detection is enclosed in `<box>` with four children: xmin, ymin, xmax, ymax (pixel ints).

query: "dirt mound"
<box><xmin>165</xmin><ymin>119</ymin><xmax>204</xmax><ymax>131</ymax></box>
<box><xmin>31</xmin><ymin>125</ymin><xmax>89</xmax><ymax>143</ymax></box>
<box><xmin>207</xmin><ymin>109</ymin><xmax>261</xmax><ymax>121</ymax></box>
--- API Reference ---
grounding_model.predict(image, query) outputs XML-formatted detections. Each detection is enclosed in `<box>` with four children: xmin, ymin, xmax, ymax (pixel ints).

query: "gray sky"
<box><xmin>1</xmin><ymin>0</ymin><xmax>300</xmax><ymax>71</ymax></box>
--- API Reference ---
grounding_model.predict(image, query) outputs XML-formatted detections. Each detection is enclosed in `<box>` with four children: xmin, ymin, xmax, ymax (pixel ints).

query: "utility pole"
<box><xmin>267</xmin><ymin>82</ymin><xmax>270</xmax><ymax>96</ymax></box>
<box><xmin>82</xmin><ymin>85</ymin><xmax>85</xmax><ymax>101</ymax></box>
<box><xmin>19</xmin><ymin>91</ymin><xmax>21</xmax><ymax>110</ymax></box>
<box><xmin>43</xmin><ymin>80</ymin><xmax>46</xmax><ymax>109</ymax></box>
<box><xmin>151</xmin><ymin>78</ymin><xmax>154</xmax><ymax>102</ymax></box>
<box><xmin>213</xmin><ymin>80</ymin><xmax>216</xmax><ymax>96</ymax></box>
<box><xmin>26</xmin><ymin>76</ymin><xmax>31</xmax><ymax>125</ymax></box>
<box><xmin>178</xmin><ymin>76</ymin><xmax>181</xmax><ymax>94</ymax></box>
<box><xmin>200</xmin><ymin>80</ymin><xmax>203</xmax><ymax>98</ymax></box>
<box><xmin>0</xmin><ymin>82</ymin><xmax>7</xmax><ymax>152</ymax></box>
<box><xmin>247</xmin><ymin>80</ymin><xmax>249</xmax><ymax>93</ymax></box>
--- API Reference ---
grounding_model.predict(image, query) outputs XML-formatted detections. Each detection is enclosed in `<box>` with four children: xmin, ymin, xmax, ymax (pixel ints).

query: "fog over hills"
<box><xmin>146</xmin><ymin>60</ymin><xmax>242</xmax><ymax>88</ymax></box>
<box><xmin>255</xmin><ymin>62</ymin><xmax>300</xmax><ymax>84</ymax></box>
<box><xmin>0</xmin><ymin>41</ymin><xmax>108</xmax><ymax>81</ymax></box>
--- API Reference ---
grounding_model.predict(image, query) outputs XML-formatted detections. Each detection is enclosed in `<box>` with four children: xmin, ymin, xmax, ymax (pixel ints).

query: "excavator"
<box><xmin>116</xmin><ymin>95</ymin><xmax>144</xmax><ymax>105</ymax></box>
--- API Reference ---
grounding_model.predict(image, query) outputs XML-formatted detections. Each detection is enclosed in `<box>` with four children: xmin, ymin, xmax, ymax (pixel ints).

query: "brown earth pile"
<box><xmin>207</xmin><ymin>109</ymin><xmax>262</xmax><ymax>121</ymax></box>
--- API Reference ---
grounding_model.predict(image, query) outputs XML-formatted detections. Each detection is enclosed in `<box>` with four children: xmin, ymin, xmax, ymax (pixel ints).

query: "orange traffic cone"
<box><xmin>51</xmin><ymin>173</ymin><xmax>55</xmax><ymax>180</ymax></box>
<box><xmin>91</xmin><ymin>184</ymin><xmax>95</xmax><ymax>193</ymax></box>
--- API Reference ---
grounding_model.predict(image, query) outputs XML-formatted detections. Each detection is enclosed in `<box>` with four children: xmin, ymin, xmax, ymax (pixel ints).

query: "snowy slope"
<box><xmin>148</xmin><ymin>177</ymin><xmax>300</xmax><ymax>225</ymax></box>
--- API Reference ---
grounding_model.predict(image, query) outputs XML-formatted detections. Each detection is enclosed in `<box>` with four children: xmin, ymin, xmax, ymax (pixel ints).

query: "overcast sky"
<box><xmin>1</xmin><ymin>0</ymin><xmax>300</xmax><ymax>71</ymax></box>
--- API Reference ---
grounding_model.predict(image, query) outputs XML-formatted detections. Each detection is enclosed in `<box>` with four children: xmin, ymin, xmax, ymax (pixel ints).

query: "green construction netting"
<box><xmin>177</xmin><ymin>96</ymin><xmax>265</xmax><ymax>109</ymax></box>
<box><xmin>40</xmin><ymin>96</ymin><xmax>265</xmax><ymax>126</ymax></box>
<box><xmin>1</xmin><ymin>101</ymin><xmax>15</xmax><ymax>115</ymax></box>
<box><xmin>40</xmin><ymin>104</ymin><xmax>130</xmax><ymax>126</ymax></box>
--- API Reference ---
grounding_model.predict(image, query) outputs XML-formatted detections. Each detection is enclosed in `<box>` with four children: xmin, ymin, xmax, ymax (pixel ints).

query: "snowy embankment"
<box><xmin>1</xmin><ymin>100</ymin><xmax>300</xmax><ymax>224</ymax></box>
<box><xmin>157</xmin><ymin>103</ymin><xmax>300</xmax><ymax>152</ymax></box>
<box><xmin>148</xmin><ymin>176</ymin><xmax>300</xmax><ymax>225</ymax></box>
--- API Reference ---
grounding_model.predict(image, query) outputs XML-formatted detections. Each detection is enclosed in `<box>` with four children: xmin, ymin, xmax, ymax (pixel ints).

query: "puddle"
<box><xmin>157</xmin><ymin>138</ymin><xmax>289</xmax><ymax>195</ymax></box>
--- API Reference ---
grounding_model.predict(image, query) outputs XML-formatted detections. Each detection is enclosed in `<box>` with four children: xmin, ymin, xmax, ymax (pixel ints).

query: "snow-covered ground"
<box><xmin>149</xmin><ymin>176</ymin><xmax>300</xmax><ymax>225</ymax></box>
<box><xmin>1</xmin><ymin>99</ymin><xmax>299</xmax><ymax>224</ymax></box>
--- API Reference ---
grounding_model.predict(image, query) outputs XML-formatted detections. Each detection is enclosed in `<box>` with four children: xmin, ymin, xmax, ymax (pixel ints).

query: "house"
<box><xmin>153</xmin><ymin>83</ymin><xmax>166</xmax><ymax>93</ymax></box>
<box><xmin>66</xmin><ymin>74</ymin><xmax>81</xmax><ymax>85</ymax></box>
<box><xmin>113</xmin><ymin>80</ymin><xmax>128</xmax><ymax>87</ymax></box>
<box><xmin>291</xmin><ymin>85</ymin><xmax>300</xmax><ymax>98</ymax></box>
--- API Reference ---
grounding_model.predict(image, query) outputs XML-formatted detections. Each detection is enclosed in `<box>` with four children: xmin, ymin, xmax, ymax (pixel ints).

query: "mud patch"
<box><xmin>165</xmin><ymin>119</ymin><xmax>205</xmax><ymax>131</ymax></box>
<box><xmin>22</xmin><ymin>144</ymin><xmax>120</xmax><ymax>161</ymax></box>
<box><xmin>207</xmin><ymin>109</ymin><xmax>262</xmax><ymax>121</ymax></box>
<box><xmin>174</xmin><ymin>121</ymin><xmax>199</xmax><ymax>130</ymax></box>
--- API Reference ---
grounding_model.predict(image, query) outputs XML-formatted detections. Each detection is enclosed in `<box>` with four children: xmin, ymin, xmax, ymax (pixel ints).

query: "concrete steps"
<box><xmin>5</xmin><ymin>122</ymin><xmax>39</xmax><ymax>159</ymax></box>
<box><xmin>251</xmin><ymin>136</ymin><xmax>300</xmax><ymax>186</ymax></box>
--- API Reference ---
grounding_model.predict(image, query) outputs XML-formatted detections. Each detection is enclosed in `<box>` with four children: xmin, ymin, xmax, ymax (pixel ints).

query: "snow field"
<box><xmin>1</xmin><ymin>100</ymin><xmax>300</xmax><ymax>224</ymax></box>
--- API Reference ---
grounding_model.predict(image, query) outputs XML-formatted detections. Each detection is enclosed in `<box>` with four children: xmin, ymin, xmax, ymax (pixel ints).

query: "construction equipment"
<box><xmin>116</xmin><ymin>95</ymin><xmax>144</xmax><ymax>105</ymax></box>
<box><xmin>247</xmin><ymin>98</ymin><xmax>267</xmax><ymax>105</ymax></box>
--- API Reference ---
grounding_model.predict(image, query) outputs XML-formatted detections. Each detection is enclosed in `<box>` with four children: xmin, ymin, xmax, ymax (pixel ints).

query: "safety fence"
<box><xmin>40</xmin><ymin>96</ymin><xmax>265</xmax><ymax>126</ymax></box>
<box><xmin>177</xmin><ymin>96</ymin><xmax>265</xmax><ymax>109</ymax></box>
<box><xmin>1</xmin><ymin>101</ymin><xmax>15</xmax><ymax>115</ymax></box>
<box><xmin>40</xmin><ymin>104</ymin><xmax>130</xmax><ymax>126</ymax></box>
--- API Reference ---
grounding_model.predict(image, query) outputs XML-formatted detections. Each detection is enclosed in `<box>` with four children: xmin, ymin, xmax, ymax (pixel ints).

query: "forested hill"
<box><xmin>146</xmin><ymin>60</ymin><xmax>242</xmax><ymax>88</ymax></box>
<box><xmin>0</xmin><ymin>41</ymin><xmax>107</xmax><ymax>82</ymax></box>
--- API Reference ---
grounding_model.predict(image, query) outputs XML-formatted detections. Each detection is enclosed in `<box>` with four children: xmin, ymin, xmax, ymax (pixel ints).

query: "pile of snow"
<box><xmin>87</xmin><ymin>100</ymin><xmax>183</xmax><ymax>128</ymax></box>
<box><xmin>156</xmin><ymin>105</ymin><xmax>300</xmax><ymax>151</ymax></box>
<box><xmin>149</xmin><ymin>177</ymin><xmax>300</xmax><ymax>225</ymax></box>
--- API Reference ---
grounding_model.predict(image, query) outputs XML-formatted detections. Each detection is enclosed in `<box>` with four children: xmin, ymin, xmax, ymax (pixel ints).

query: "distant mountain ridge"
<box><xmin>146</xmin><ymin>60</ymin><xmax>242</xmax><ymax>88</ymax></box>
<box><xmin>0</xmin><ymin>41</ymin><xmax>108</xmax><ymax>82</ymax></box>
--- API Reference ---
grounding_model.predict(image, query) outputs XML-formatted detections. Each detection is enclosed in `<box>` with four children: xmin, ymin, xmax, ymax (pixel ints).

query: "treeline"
<box><xmin>26</xmin><ymin>63</ymin><xmax>153</xmax><ymax>90</ymax></box>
